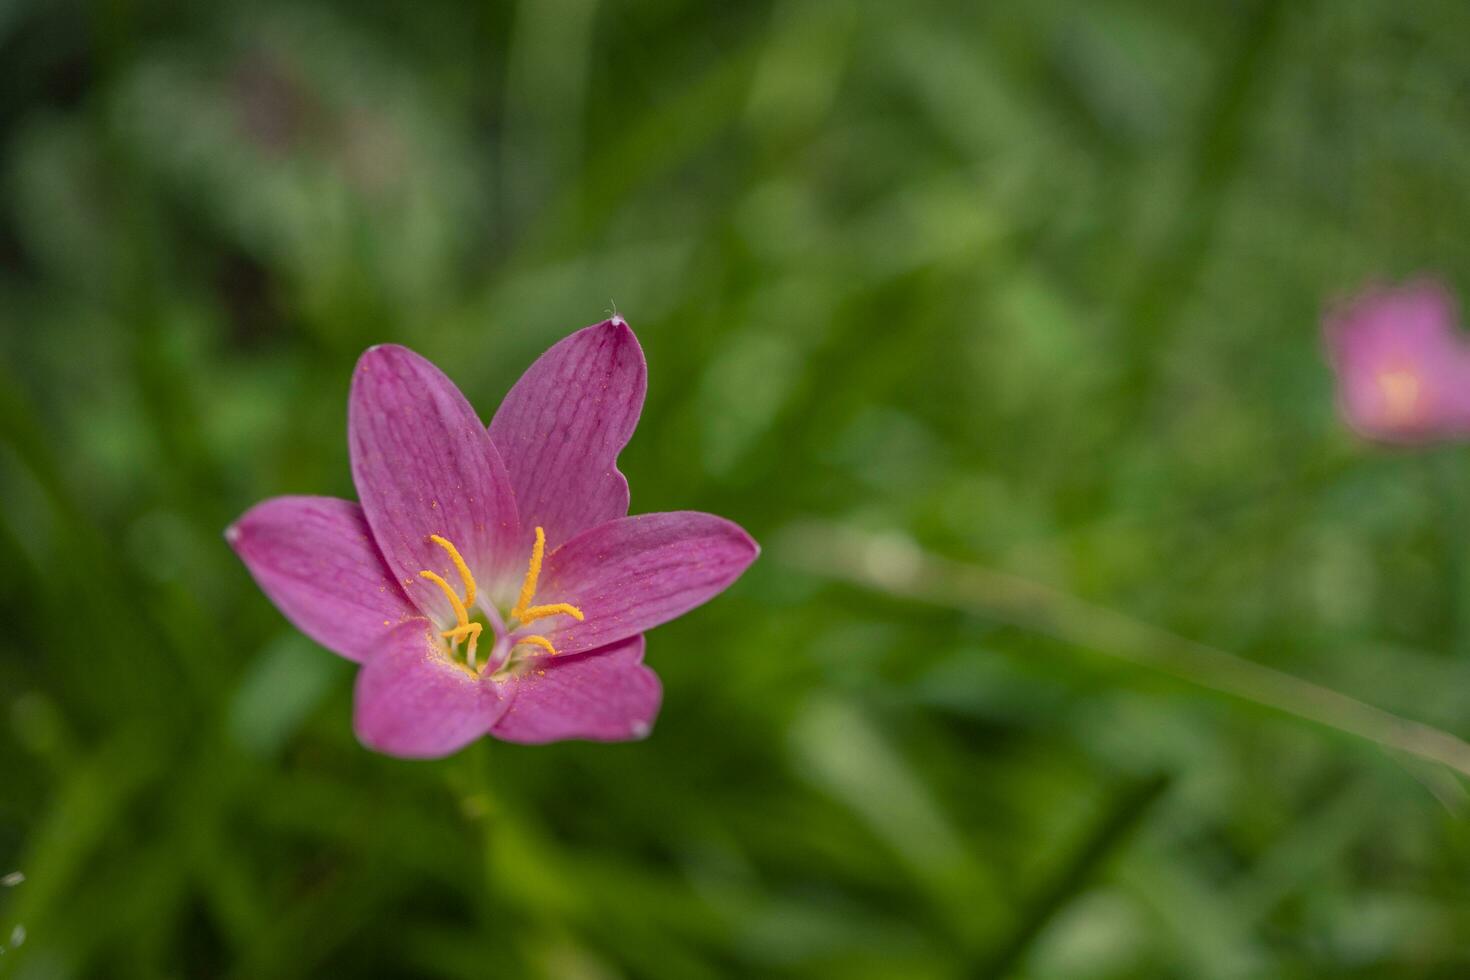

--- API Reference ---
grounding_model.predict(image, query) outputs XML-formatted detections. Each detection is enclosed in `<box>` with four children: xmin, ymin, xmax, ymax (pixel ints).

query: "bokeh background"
<box><xmin>4</xmin><ymin>0</ymin><xmax>1470</xmax><ymax>976</ymax></box>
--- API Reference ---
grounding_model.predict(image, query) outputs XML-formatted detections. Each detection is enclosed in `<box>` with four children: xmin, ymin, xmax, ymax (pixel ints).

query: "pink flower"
<box><xmin>227</xmin><ymin>319</ymin><xmax>759</xmax><ymax>757</ymax></box>
<box><xmin>1324</xmin><ymin>279</ymin><xmax>1470</xmax><ymax>444</ymax></box>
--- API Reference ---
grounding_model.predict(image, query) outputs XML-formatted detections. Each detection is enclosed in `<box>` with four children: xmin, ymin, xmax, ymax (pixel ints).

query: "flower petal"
<box><xmin>487</xmin><ymin>319</ymin><xmax>646</xmax><ymax>554</ymax></box>
<box><xmin>349</xmin><ymin>344</ymin><xmax>519</xmax><ymax>622</ymax></box>
<box><xmin>529</xmin><ymin>512</ymin><xmax>759</xmax><ymax>655</ymax></box>
<box><xmin>227</xmin><ymin>496</ymin><xmax>421</xmax><ymax>662</ymax></box>
<box><xmin>353</xmin><ymin>621</ymin><xmax>510</xmax><ymax>758</ymax></box>
<box><xmin>492</xmin><ymin>636</ymin><xmax>660</xmax><ymax>744</ymax></box>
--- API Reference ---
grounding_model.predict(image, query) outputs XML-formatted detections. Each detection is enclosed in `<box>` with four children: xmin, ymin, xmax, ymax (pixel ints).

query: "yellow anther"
<box><xmin>511</xmin><ymin>527</ymin><xmax>547</xmax><ymax>621</ymax></box>
<box><xmin>519</xmin><ymin>602</ymin><xmax>586</xmax><ymax>624</ymax></box>
<box><xmin>419</xmin><ymin>570</ymin><xmax>469</xmax><ymax>629</ymax></box>
<box><xmin>511</xmin><ymin>526</ymin><xmax>584</xmax><ymax>626</ymax></box>
<box><xmin>428</xmin><ymin>534</ymin><xmax>476</xmax><ymax>611</ymax></box>
<box><xmin>515</xmin><ymin>634</ymin><xmax>559</xmax><ymax>656</ymax></box>
<box><xmin>419</xmin><ymin>534</ymin><xmax>488</xmax><ymax>670</ymax></box>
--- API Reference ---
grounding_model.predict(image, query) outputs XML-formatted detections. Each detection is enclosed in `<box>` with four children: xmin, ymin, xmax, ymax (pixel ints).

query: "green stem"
<box><xmin>780</xmin><ymin>521</ymin><xmax>1470</xmax><ymax>779</ymax></box>
<box><xmin>452</xmin><ymin>742</ymin><xmax>500</xmax><ymax>916</ymax></box>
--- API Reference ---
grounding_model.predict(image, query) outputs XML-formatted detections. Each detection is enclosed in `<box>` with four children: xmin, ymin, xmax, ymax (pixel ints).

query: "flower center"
<box><xmin>1376</xmin><ymin>368</ymin><xmax>1422</xmax><ymax>426</ymax></box>
<box><xmin>416</xmin><ymin>528</ymin><xmax>584</xmax><ymax>673</ymax></box>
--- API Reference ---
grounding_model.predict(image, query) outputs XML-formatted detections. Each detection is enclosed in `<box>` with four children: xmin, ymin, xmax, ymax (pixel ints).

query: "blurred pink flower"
<box><xmin>1323</xmin><ymin>279</ymin><xmax>1470</xmax><ymax>444</ymax></box>
<box><xmin>228</xmin><ymin>319</ymin><xmax>758</xmax><ymax>758</ymax></box>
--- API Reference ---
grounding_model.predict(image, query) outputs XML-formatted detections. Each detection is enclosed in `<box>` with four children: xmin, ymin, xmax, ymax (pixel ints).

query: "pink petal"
<box><xmin>1325</xmin><ymin>279</ymin><xmax>1459</xmax><ymax>356</ymax></box>
<box><xmin>492</xmin><ymin>636</ymin><xmax>661</xmax><ymax>744</ymax></box>
<box><xmin>226</xmin><ymin>496</ymin><xmax>421</xmax><ymax>663</ymax></box>
<box><xmin>488</xmin><ymin>319</ymin><xmax>646</xmax><ymax>554</ymax></box>
<box><xmin>349</xmin><ymin>345</ymin><xmax>519</xmax><ymax>623</ymax></box>
<box><xmin>530</xmin><ymin>512</ymin><xmax>758</xmax><ymax>655</ymax></box>
<box><xmin>353</xmin><ymin>621</ymin><xmax>510</xmax><ymax>758</ymax></box>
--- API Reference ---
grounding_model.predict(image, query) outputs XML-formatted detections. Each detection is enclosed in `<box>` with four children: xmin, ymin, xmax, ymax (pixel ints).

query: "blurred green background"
<box><xmin>4</xmin><ymin>0</ymin><xmax>1470</xmax><ymax>976</ymax></box>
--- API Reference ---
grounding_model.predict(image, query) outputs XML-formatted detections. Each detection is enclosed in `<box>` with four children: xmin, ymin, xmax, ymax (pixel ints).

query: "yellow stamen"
<box><xmin>511</xmin><ymin>526</ymin><xmax>584</xmax><ymax>626</ymax></box>
<box><xmin>442</xmin><ymin>622</ymin><xmax>483</xmax><ymax>669</ymax></box>
<box><xmin>441</xmin><ymin>621</ymin><xmax>481</xmax><ymax>642</ymax></box>
<box><xmin>414</xmin><ymin>529</ymin><xmax>582</xmax><ymax>670</ymax></box>
<box><xmin>519</xmin><ymin>602</ymin><xmax>586</xmax><ymax>624</ymax></box>
<box><xmin>419</xmin><ymin>570</ymin><xmax>469</xmax><ymax>630</ymax></box>
<box><xmin>511</xmin><ymin>527</ymin><xmax>547</xmax><ymax>621</ymax></box>
<box><xmin>515</xmin><ymin>634</ymin><xmax>558</xmax><ymax>656</ymax></box>
<box><xmin>428</xmin><ymin>534</ymin><xmax>476</xmax><ymax>611</ymax></box>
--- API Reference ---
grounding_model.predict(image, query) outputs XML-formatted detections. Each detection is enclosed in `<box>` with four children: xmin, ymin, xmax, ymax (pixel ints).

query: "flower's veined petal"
<box><xmin>488</xmin><ymin>319</ymin><xmax>646</xmax><ymax>554</ymax></box>
<box><xmin>349</xmin><ymin>344</ymin><xmax>519</xmax><ymax>622</ymax></box>
<box><xmin>527</xmin><ymin>512</ymin><xmax>758</xmax><ymax>655</ymax></box>
<box><xmin>353</xmin><ymin>622</ymin><xmax>510</xmax><ymax>758</ymax></box>
<box><xmin>493</xmin><ymin>636</ymin><xmax>660</xmax><ymax>744</ymax></box>
<box><xmin>227</xmin><ymin>496</ymin><xmax>420</xmax><ymax>662</ymax></box>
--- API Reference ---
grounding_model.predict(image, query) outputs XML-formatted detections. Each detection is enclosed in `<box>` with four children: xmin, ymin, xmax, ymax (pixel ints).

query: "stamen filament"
<box><xmin>442</xmin><ymin>622</ymin><xmax>483</xmax><ymax>669</ymax></box>
<box><xmin>428</xmin><ymin>534</ymin><xmax>476</xmax><ymax>611</ymax></box>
